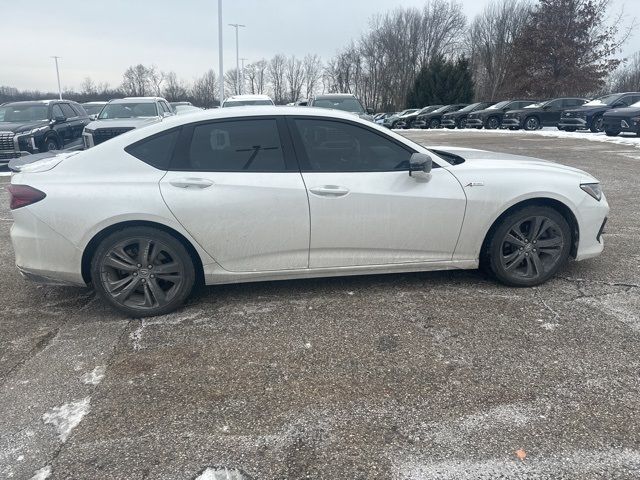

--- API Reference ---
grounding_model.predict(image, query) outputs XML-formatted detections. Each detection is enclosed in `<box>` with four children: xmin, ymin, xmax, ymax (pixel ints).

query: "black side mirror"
<box><xmin>409</xmin><ymin>152</ymin><xmax>432</xmax><ymax>179</ymax></box>
<box><xmin>366</xmin><ymin>107</ymin><xmax>375</xmax><ymax>115</ymax></box>
<box><xmin>53</xmin><ymin>114</ymin><xmax>65</xmax><ymax>123</ymax></box>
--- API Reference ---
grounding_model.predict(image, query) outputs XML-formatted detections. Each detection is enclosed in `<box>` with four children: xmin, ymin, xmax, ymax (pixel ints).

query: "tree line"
<box><xmin>1</xmin><ymin>0</ymin><xmax>637</xmax><ymax>111</ymax></box>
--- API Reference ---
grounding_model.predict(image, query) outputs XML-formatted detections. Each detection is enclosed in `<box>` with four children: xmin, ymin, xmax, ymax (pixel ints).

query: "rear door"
<box><xmin>288</xmin><ymin>116</ymin><xmax>466</xmax><ymax>268</ymax></box>
<box><xmin>540</xmin><ymin>99</ymin><xmax>563</xmax><ymax>126</ymax></box>
<box><xmin>160</xmin><ymin>117</ymin><xmax>310</xmax><ymax>272</ymax></box>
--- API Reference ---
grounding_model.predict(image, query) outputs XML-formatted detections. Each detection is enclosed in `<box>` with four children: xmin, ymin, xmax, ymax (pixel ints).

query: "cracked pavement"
<box><xmin>0</xmin><ymin>130</ymin><xmax>639</xmax><ymax>479</ymax></box>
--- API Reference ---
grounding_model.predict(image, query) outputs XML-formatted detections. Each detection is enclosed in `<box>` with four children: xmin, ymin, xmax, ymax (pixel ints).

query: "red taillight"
<box><xmin>6</xmin><ymin>185</ymin><xmax>47</xmax><ymax>210</ymax></box>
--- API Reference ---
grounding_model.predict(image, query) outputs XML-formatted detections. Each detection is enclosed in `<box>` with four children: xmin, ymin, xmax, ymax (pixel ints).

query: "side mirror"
<box><xmin>366</xmin><ymin>107</ymin><xmax>375</xmax><ymax>115</ymax></box>
<box><xmin>162</xmin><ymin>111</ymin><xmax>173</xmax><ymax>118</ymax></box>
<box><xmin>89</xmin><ymin>114</ymin><xmax>97</xmax><ymax>121</ymax></box>
<box><xmin>53</xmin><ymin>114</ymin><xmax>65</xmax><ymax>123</ymax></box>
<box><xmin>409</xmin><ymin>152</ymin><xmax>432</xmax><ymax>179</ymax></box>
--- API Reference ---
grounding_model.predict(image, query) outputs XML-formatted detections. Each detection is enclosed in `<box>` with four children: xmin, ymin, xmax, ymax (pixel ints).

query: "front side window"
<box><xmin>293</xmin><ymin>118</ymin><xmax>412</xmax><ymax>172</ymax></box>
<box><xmin>52</xmin><ymin>105</ymin><xmax>64</xmax><ymax>119</ymax></box>
<box><xmin>180</xmin><ymin>119</ymin><xmax>286</xmax><ymax>172</ymax></box>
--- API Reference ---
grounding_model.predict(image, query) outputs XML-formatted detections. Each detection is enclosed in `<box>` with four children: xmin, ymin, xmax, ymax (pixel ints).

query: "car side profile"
<box><xmin>413</xmin><ymin>104</ymin><xmax>469</xmax><ymax>129</ymax></box>
<box><xmin>0</xmin><ymin>100</ymin><xmax>89</xmax><ymax>164</ymax></box>
<box><xmin>395</xmin><ymin>105</ymin><xmax>443</xmax><ymax>129</ymax></box>
<box><xmin>9</xmin><ymin>107</ymin><xmax>608</xmax><ymax>317</ymax></box>
<box><xmin>441</xmin><ymin>102</ymin><xmax>494</xmax><ymax>129</ymax></box>
<box><xmin>466</xmin><ymin>100</ymin><xmax>538</xmax><ymax>129</ymax></box>
<box><xmin>557</xmin><ymin>92</ymin><xmax>640</xmax><ymax>132</ymax></box>
<box><xmin>501</xmin><ymin>98</ymin><xmax>589</xmax><ymax>131</ymax></box>
<box><xmin>601</xmin><ymin>100</ymin><xmax>640</xmax><ymax>137</ymax></box>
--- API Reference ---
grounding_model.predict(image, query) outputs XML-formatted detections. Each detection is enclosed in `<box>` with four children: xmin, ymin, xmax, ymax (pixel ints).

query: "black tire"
<box><xmin>90</xmin><ymin>226</ymin><xmax>196</xmax><ymax>317</ymax></box>
<box><xmin>523</xmin><ymin>116</ymin><xmax>540</xmax><ymax>131</ymax></box>
<box><xmin>485</xmin><ymin>116</ymin><xmax>500</xmax><ymax>130</ymax></box>
<box><xmin>564</xmin><ymin>127</ymin><xmax>576</xmax><ymax>132</ymax></box>
<box><xmin>605</xmin><ymin>129</ymin><xmax>620</xmax><ymax>137</ymax></box>
<box><xmin>590</xmin><ymin>115</ymin><xmax>604</xmax><ymax>133</ymax></box>
<box><xmin>429</xmin><ymin>118</ymin><xmax>440</xmax><ymax>129</ymax></box>
<box><xmin>458</xmin><ymin>118</ymin><xmax>467</xmax><ymax>129</ymax></box>
<box><xmin>483</xmin><ymin>206</ymin><xmax>571</xmax><ymax>287</ymax></box>
<box><xmin>44</xmin><ymin>135</ymin><xmax>59</xmax><ymax>152</ymax></box>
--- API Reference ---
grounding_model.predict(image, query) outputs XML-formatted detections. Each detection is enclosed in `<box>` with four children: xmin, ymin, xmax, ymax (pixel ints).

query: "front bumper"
<box><xmin>602</xmin><ymin>117</ymin><xmax>640</xmax><ymax>134</ymax></box>
<box><xmin>441</xmin><ymin>118</ymin><xmax>456</xmax><ymax>128</ymax></box>
<box><xmin>557</xmin><ymin>117</ymin><xmax>588</xmax><ymax>130</ymax></box>
<box><xmin>501</xmin><ymin>118</ymin><xmax>522</xmax><ymax>128</ymax></box>
<box><xmin>574</xmin><ymin>193</ymin><xmax>609</xmax><ymax>261</ymax></box>
<box><xmin>83</xmin><ymin>132</ymin><xmax>95</xmax><ymax>149</ymax></box>
<box><xmin>466</xmin><ymin>117</ymin><xmax>484</xmax><ymax>128</ymax></box>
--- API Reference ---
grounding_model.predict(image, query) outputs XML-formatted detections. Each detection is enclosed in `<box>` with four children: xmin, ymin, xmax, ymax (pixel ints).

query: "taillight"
<box><xmin>6</xmin><ymin>185</ymin><xmax>47</xmax><ymax>209</ymax></box>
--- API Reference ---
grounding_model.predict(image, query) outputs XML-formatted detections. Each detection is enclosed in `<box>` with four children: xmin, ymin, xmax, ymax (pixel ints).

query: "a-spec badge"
<box><xmin>465</xmin><ymin>182</ymin><xmax>484</xmax><ymax>188</ymax></box>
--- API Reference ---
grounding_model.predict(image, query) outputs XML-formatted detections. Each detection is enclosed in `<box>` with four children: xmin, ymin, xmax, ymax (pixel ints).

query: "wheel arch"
<box><xmin>480</xmin><ymin>197</ymin><xmax>580</xmax><ymax>266</ymax></box>
<box><xmin>81</xmin><ymin>220</ymin><xmax>205</xmax><ymax>286</ymax></box>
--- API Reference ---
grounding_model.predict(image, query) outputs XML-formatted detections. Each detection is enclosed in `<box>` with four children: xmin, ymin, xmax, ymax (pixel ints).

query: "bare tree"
<box><xmin>163</xmin><ymin>71</ymin><xmax>189</xmax><ymax>102</ymax></box>
<box><xmin>245</xmin><ymin>59</ymin><xmax>268</xmax><ymax>94</ymax></box>
<box><xmin>224</xmin><ymin>68</ymin><xmax>240</xmax><ymax>97</ymax></box>
<box><xmin>268</xmin><ymin>54</ymin><xmax>287</xmax><ymax>104</ymax></box>
<box><xmin>148</xmin><ymin>66</ymin><xmax>164</xmax><ymax>96</ymax></box>
<box><xmin>285</xmin><ymin>56</ymin><xmax>304</xmax><ymax>103</ymax></box>
<box><xmin>191</xmin><ymin>69</ymin><xmax>218</xmax><ymax>108</ymax></box>
<box><xmin>122</xmin><ymin>64</ymin><xmax>153</xmax><ymax>96</ymax></box>
<box><xmin>303</xmin><ymin>54</ymin><xmax>322</xmax><ymax>99</ymax></box>
<box><xmin>610</xmin><ymin>51</ymin><xmax>640</xmax><ymax>92</ymax></box>
<box><xmin>80</xmin><ymin>77</ymin><xmax>97</xmax><ymax>96</ymax></box>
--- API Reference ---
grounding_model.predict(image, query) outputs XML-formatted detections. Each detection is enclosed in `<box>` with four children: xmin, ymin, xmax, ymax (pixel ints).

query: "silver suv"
<box><xmin>82</xmin><ymin>97</ymin><xmax>174</xmax><ymax>148</ymax></box>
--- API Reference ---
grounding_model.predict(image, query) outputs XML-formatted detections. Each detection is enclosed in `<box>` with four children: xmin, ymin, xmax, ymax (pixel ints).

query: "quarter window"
<box><xmin>125</xmin><ymin>129</ymin><xmax>179</xmax><ymax>170</ymax></box>
<box><xmin>293</xmin><ymin>118</ymin><xmax>412</xmax><ymax>172</ymax></box>
<box><xmin>182</xmin><ymin>119</ymin><xmax>286</xmax><ymax>172</ymax></box>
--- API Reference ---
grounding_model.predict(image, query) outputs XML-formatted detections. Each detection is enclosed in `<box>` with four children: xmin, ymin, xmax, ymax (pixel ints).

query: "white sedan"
<box><xmin>8</xmin><ymin>107</ymin><xmax>609</xmax><ymax>317</ymax></box>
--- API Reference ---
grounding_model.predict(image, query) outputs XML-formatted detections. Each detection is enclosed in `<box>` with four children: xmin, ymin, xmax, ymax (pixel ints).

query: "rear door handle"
<box><xmin>309</xmin><ymin>185</ymin><xmax>350</xmax><ymax>197</ymax></box>
<box><xmin>169</xmin><ymin>178</ymin><xmax>214</xmax><ymax>189</ymax></box>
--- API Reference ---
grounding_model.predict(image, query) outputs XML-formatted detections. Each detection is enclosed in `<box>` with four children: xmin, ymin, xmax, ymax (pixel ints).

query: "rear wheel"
<box><xmin>484</xmin><ymin>206</ymin><xmax>571</xmax><ymax>287</ymax></box>
<box><xmin>523</xmin><ymin>116</ymin><xmax>540</xmax><ymax>131</ymax></box>
<box><xmin>90</xmin><ymin>227</ymin><xmax>196</xmax><ymax>317</ymax></box>
<box><xmin>590</xmin><ymin>115</ymin><xmax>604</xmax><ymax>133</ymax></box>
<box><xmin>486</xmin><ymin>116</ymin><xmax>500</xmax><ymax>129</ymax></box>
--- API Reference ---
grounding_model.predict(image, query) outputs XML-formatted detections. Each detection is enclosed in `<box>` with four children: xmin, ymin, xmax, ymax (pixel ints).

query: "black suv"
<box><xmin>466</xmin><ymin>100</ymin><xmax>538</xmax><ymax>129</ymax></box>
<box><xmin>0</xmin><ymin>100</ymin><xmax>89</xmax><ymax>162</ymax></box>
<box><xmin>557</xmin><ymin>92</ymin><xmax>640</xmax><ymax>133</ymax></box>
<box><xmin>441</xmin><ymin>102</ymin><xmax>494</xmax><ymax>129</ymax></box>
<box><xmin>602</xmin><ymin>101</ymin><xmax>640</xmax><ymax>137</ymax></box>
<box><xmin>395</xmin><ymin>105</ymin><xmax>443</xmax><ymax>129</ymax></box>
<box><xmin>413</xmin><ymin>104</ymin><xmax>469</xmax><ymax>129</ymax></box>
<box><xmin>501</xmin><ymin>98</ymin><xmax>589</xmax><ymax>130</ymax></box>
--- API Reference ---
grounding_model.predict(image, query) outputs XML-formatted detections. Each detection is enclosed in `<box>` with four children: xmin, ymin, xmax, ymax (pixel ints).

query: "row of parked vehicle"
<box><xmin>375</xmin><ymin>92</ymin><xmax>640</xmax><ymax>137</ymax></box>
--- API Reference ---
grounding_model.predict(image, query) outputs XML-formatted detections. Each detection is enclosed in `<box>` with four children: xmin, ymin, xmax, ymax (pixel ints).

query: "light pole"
<box><xmin>51</xmin><ymin>56</ymin><xmax>62</xmax><ymax>100</ymax></box>
<box><xmin>218</xmin><ymin>0</ymin><xmax>224</xmax><ymax>106</ymax></box>
<box><xmin>228</xmin><ymin>23</ymin><xmax>245</xmax><ymax>95</ymax></box>
<box><xmin>240</xmin><ymin>57</ymin><xmax>248</xmax><ymax>95</ymax></box>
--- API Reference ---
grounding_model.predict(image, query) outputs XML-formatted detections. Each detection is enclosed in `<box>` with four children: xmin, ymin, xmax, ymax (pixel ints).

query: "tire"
<box><xmin>483</xmin><ymin>206</ymin><xmax>571</xmax><ymax>287</ymax></box>
<box><xmin>429</xmin><ymin>118</ymin><xmax>440</xmax><ymax>129</ymax></box>
<box><xmin>458</xmin><ymin>118</ymin><xmax>467</xmax><ymax>129</ymax></box>
<box><xmin>485</xmin><ymin>116</ymin><xmax>500</xmax><ymax>130</ymax></box>
<box><xmin>605</xmin><ymin>129</ymin><xmax>620</xmax><ymax>137</ymax></box>
<box><xmin>564</xmin><ymin>127</ymin><xmax>576</xmax><ymax>132</ymax></box>
<box><xmin>590</xmin><ymin>115</ymin><xmax>604</xmax><ymax>133</ymax></box>
<box><xmin>44</xmin><ymin>135</ymin><xmax>59</xmax><ymax>152</ymax></box>
<box><xmin>523</xmin><ymin>116</ymin><xmax>540</xmax><ymax>131</ymax></box>
<box><xmin>90</xmin><ymin>226</ymin><xmax>196</xmax><ymax>317</ymax></box>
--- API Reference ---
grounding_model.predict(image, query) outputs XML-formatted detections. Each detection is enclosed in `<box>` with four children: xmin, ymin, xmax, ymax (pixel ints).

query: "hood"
<box><xmin>85</xmin><ymin>117</ymin><xmax>161</xmax><ymax>130</ymax></box>
<box><xmin>430</xmin><ymin>146</ymin><xmax>596</xmax><ymax>181</ymax></box>
<box><xmin>604</xmin><ymin>106</ymin><xmax>640</xmax><ymax>116</ymax></box>
<box><xmin>0</xmin><ymin>119</ymin><xmax>50</xmax><ymax>134</ymax></box>
<box><xmin>564</xmin><ymin>105</ymin><xmax>609</xmax><ymax>114</ymax></box>
<box><xmin>504</xmin><ymin>108</ymin><xmax>542</xmax><ymax>115</ymax></box>
<box><xmin>468</xmin><ymin>108</ymin><xmax>502</xmax><ymax>117</ymax></box>
<box><xmin>442</xmin><ymin>111</ymin><xmax>465</xmax><ymax>119</ymax></box>
<box><xmin>417</xmin><ymin>111</ymin><xmax>444</xmax><ymax>120</ymax></box>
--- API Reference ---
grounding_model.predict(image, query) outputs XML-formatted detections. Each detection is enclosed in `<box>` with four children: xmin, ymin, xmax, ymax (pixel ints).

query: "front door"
<box><xmin>288</xmin><ymin>117</ymin><xmax>466</xmax><ymax>268</ymax></box>
<box><xmin>160</xmin><ymin>117</ymin><xmax>310</xmax><ymax>272</ymax></box>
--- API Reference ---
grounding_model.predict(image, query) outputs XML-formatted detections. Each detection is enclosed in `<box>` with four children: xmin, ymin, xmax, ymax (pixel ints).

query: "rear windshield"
<box><xmin>98</xmin><ymin>103</ymin><xmax>158</xmax><ymax>119</ymax></box>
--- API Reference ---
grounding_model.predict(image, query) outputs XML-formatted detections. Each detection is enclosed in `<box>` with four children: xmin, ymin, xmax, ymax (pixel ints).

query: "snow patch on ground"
<box><xmin>0</xmin><ymin>171</ymin><xmax>11</xmax><ymax>177</ymax></box>
<box><xmin>42</xmin><ymin>397</ymin><xmax>90</xmax><ymax>442</ymax></box>
<box><xmin>82</xmin><ymin>365</ymin><xmax>106</xmax><ymax>385</ymax></box>
<box><xmin>29</xmin><ymin>466</ymin><xmax>51</xmax><ymax>480</ymax></box>
<box><xmin>577</xmin><ymin>292</ymin><xmax>640</xmax><ymax>331</ymax></box>
<box><xmin>195</xmin><ymin>467</ymin><xmax>249</xmax><ymax>479</ymax></box>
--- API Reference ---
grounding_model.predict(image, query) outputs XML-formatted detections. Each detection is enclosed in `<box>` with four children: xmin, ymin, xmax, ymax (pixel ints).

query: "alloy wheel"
<box><xmin>486</xmin><ymin>117</ymin><xmax>500</xmax><ymax>129</ymax></box>
<box><xmin>499</xmin><ymin>215</ymin><xmax>564</xmax><ymax>280</ymax></box>
<box><xmin>525</xmin><ymin>117</ymin><xmax>539</xmax><ymax>131</ymax></box>
<box><xmin>45</xmin><ymin>138</ymin><xmax>59</xmax><ymax>151</ymax></box>
<box><xmin>458</xmin><ymin>118</ymin><xmax>467</xmax><ymax>129</ymax></box>
<box><xmin>99</xmin><ymin>237</ymin><xmax>186</xmax><ymax>310</ymax></box>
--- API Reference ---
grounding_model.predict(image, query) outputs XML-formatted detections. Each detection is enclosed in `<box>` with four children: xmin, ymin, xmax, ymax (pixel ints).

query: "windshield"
<box><xmin>83</xmin><ymin>104</ymin><xmax>105</xmax><ymax>116</ymax></box>
<box><xmin>583</xmin><ymin>94</ymin><xmax>621</xmax><ymax>107</ymax></box>
<box><xmin>486</xmin><ymin>101</ymin><xmax>510</xmax><ymax>110</ymax></box>
<box><xmin>457</xmin><ymin>103</ymin><xmax>483</xmax><ymax>113</ymax></box>
<box><xmin>223</xmin><ymin>99</ymin><xmax>274</xmax><ymax>107</ymax></box>
<box><xmin>98</xmin><ymin>103</ymin><xmax>158</xmax><ymax>119</ymax></box>
<box><xmin>313</xmin><ymin>97</ymin><xmax>365</xmax><ymax>113</ymax></box>
<box><xmin>0</xmin><ymin>104</ymin><xmax>48</xmax><ymax>122</ymax></box>
<box><xmin>432</xmin><ymin>105</ymin><xmax>451</xmax><ymax>113</ymax></box>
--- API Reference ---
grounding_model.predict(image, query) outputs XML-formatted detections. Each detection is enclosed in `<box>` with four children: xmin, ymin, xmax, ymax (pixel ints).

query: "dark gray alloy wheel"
<box><xmin>429</xmin><ymin>118</ymin><xmax>440</xmax><ymax>129</ymax></box>
<box><xmin>91</xmin><ymin>227</ymin><xmax>195</xmax><ymax>317</ymax></box>
<box><xmin>45</xmin><ymin>136</ymin><xmax>59</xmax><ymax>151</ymax></box>
<box><xmin>590</xmin><ymin>115</ymin><xmax>604</xmax><ymax>133</ymax></box>
<box><xmin>485</xmin><ymin>207</ymin><xmax>571</xmax><ymax>287</ymax></box>
<box><xmin>458</xmin><ymin>118</ymin><xmax>467</xmax><ymax>129</ymax></box>
<box><xmin>486</xmin><ymin>116</ymin><xmax>500</xmax><ymax>129</ymax></box>
<box><xmin>524</xmin><ymin>116</ymin><xmax>540</xmax><ymax>131</ymax></box>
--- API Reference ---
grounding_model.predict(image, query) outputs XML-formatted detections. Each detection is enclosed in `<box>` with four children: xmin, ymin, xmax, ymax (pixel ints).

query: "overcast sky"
<box><xmin>4</xmin><ymin>0</ymin><xmax>639</xmax><ymax>91</ymax></box>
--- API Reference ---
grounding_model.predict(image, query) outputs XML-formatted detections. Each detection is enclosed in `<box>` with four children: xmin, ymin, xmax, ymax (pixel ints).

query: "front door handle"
<box><xmin>169</xmin><ymin>178</ymin><xmax>214</xmax><ymax>189</ymax></box>
<box><xmin>309</xmin><ymin>185</ymin><xmax>350</xmax><ymax>197</ymax></box>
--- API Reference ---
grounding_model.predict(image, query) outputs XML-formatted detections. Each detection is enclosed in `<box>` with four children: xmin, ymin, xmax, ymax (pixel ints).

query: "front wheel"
<box><xmin>590</xmin><ymin>115</ymin><xmax>604</xmax><ymax>133</ymax></box>
<box><xmin>485</xmin><ymin>117</ymin><xmax>500</xmax><ymax>129</ymax></box>
<box><xmin>458</xmin><ymin>118</ymin><xmax>467</xmax><ymax>129</ymax></box>
<box><xmin>523</xmin><ymin>116</ymin><xmax>540</xmax><ymax>131</ymax></box>
<box><xmin>483</xmin><ymin>206</ymin><xmax>571</xmax><ymax>287</ymax></box>
<box><xmin>90</xmin><ymin>227</ymin><xmax>196</xmax><ymax>317</ymax></box>
<box><xmin>605</xmin><ymin>129</ymin><xmax>620</xmax><ymax>137</ymax></box>
<box><xmin>429</xmin><ymin>119</ymin><xmax>440</xmax><ymax>129</ymax></box>
<box><xmin>44</xmin><ymin>135</ymin><xmax>59</xmax><ymax>152</ymax></box>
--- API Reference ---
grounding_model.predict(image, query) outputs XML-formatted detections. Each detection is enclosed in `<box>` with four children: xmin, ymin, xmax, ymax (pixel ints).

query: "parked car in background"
<box><xmin>602</xmin><ymin>100</ymin><xmax>640</xmax><ymax>137</ymax></box>
<box><xmin>441</xmin><ymin>102</ymin><xmax>494</xmax><ymax>129</ymax></box>
<box><xmin>0</xmin><ymin>100</ymin><xmax>89</xmax><ymax>163</ymax></box>
<box><xmin>557</xmin><ymin>92</ymin><xmax>640</xmax><ymax>133</ymax></box>
<box><xmin>395</xmin><ymin>105</ymin><xmax>443</xmax><ymax>129</ymax></box>
<box><xmin>222</xmin><ymin>94</ymin><xmax>275</xmax><ymax>108</ymax></box>
<box><xmin>413</xmin><ymin>104</ymin><xmax>468</xmax><ymax>129</ymax></box>
<box><xmin>173</xmin><ymin>105</ymin><xmax>203</xmax><ymax>115</ymax></box>
<box><xmin>501</xmin><ymin>98</ymin><xmax>589</xmax><ymax>130</ymax></box>
<box><xmin>383</xmin><ymin>109</ymin><xmax>419</xmax><ymax>128</ymax></box>
<box><xmin>308</xmin><ymin>93</ymin><xmax>374</xmax><ymax>121</ymax></box>
<box><xmin>466</xmin><ymin>100</ymin><xmax>539</xmax><ymax>129</ymax></box>
<box><xmin>375</xmin><ymin>112</ymin><xmax>396</xmax><ymax>125</ymax></box>
<box><xmin>82</xmin><ymin>101</ymin><xmax>107</xmax><ymax>119</ymax></box>
<box><xmin>83</xmin><ymin>97</ymin><xmax>174</xmax><ymax>149</ymax></box>
<box><xmin>8</xmin><ymin>106</ymin><xmax>608</xmax><ymax>316</ymax></box>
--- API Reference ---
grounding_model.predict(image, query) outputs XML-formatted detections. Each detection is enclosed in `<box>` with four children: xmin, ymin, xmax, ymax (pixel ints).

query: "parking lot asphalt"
<box><xmin>1</xmin><ymin>130</ymin><xmax>639</xmax><ymax>480</ymax></box>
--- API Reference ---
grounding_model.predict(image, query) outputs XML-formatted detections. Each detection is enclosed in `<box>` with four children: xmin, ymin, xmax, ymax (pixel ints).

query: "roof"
<box><xmin>83</xmin><ymin>101</ymin><xmax>108</xmax><ymax>105</ymax></box>
<box><xmin>2</xmin><ymin>100</ymin><xmax>58</xmax><ymax>106</ymax></box>
<box><xmin>112</xmin><ymin>97</ymin><xmax>165</xmax><ymax>104</ymax></box>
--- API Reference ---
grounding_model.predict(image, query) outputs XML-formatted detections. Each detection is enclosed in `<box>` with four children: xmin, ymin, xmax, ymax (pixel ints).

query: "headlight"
<box><xmin>18</xmin><ymin>126</ymin><xmax>48</xmax><ymax>137</ymax></box>
<box><xmin>580</xmin><ymin>183</ymin><xmax>602</xmax><ymax>201</ymax></box>
<box><xmin>632</xmin><ymin>116</ymin><xmax>640</xmax><ymax>125</ymax></box>
<box><xmin>84</xmin><ymin>129</ymin><xmax>94</xmax><ymax>134</ymax></box>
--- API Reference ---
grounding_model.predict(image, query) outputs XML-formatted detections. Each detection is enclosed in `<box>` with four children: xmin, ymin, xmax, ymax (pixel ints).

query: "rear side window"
<box><xmin>178</xmin><ymin>119</ymin><xmax>286</xmax><ymax>172</ymax></box>
<box><xmin>125</xmin><ymin>129</ymin><xmax>179</xmax><ymax>170</ymax></box>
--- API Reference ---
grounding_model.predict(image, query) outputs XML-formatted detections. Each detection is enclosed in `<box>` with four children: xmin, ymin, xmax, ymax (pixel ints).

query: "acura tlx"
<box><xmin>7</xmin><ymin>107</ymin><xmax>609</xmax><ymax>317</ymax></box>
